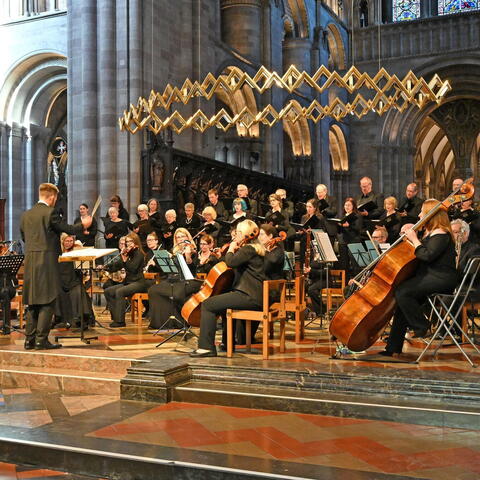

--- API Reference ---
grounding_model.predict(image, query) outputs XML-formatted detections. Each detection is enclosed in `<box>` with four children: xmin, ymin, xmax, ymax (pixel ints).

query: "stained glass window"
<box><xmin>438</xmin><ymin>0</ymin><xmax>479</xmax><ymax>15</ymax></box>
<box><xmin>393</xmin><ymin>0</ymin><xmax>420</xmax><ymax>22</ymax></box>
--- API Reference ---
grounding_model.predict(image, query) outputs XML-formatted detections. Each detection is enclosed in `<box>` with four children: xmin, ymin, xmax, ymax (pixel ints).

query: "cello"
<box><xmin>329</xmin><ymin>179</ymin><xmax>475</xmax><ymax>352</ymax></box>
<box><xmin>180</xmin><ymin>230</ymin><xmax>259</xmax><ymax>327</ymax></box>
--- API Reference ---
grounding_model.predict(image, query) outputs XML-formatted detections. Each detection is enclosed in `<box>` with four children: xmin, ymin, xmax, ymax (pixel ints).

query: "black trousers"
<box><xmin>104</xmin><ymin>280</ymin><xmax>151</xmax><ymax>324</ymax></box>
<box><xmin>386</xmin><ymin>273</ymin><xmax>457</xmax><ymax>353</ymax></box>
<box><xmin>199</xmin><ymin>291</ymin><xmax>261</xmax><ymax>351</ymax></box>
<box><xmin>25</xmin><ymin>301</ymin><xmax>55</xmax><ymax>344</ymax></box>
<box><xmin>307</xmin><ymin>275</ymin><xmax>336</xmax><ymax>314</ymax></box>
<box><xmin>148</xmin><ymin>280</ymin><xmax>202</xmax><ymax>329</ymax></box>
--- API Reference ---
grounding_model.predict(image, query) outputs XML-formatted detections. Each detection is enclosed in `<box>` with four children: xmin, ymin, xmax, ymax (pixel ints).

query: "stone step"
<box><xmin>173</xmin><ymin>380</ymin><xmax>480</xmax><ymax>430</ymax></box>
<box><xmin>0</xmin><ymin>348</ymin><xmax>148</xmax><ymax>375</ymax></box>
<box><xmin>0</xmin><ymin>364</ymin><xmax>123</xmax><ymax>395</ymax></box>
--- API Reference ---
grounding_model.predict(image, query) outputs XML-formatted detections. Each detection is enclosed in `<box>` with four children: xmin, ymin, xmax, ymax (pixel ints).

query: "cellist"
<box><xmin>190</xmin><ymin>219</ymin><xmax>266</xmax><ymax>357</ymax></box>
<box><xmin>380</xmin><ymin>199</ymin><xmax>458</xmax><ymax>357</ymax></box>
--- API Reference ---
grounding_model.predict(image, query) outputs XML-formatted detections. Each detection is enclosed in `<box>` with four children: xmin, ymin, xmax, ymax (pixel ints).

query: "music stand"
<box><xmin>308</xmin><ymin>230</ymin><xmax>338</xmax><ymax>328</ymax></box>
<box><xmin>0</xmin><ymin>255</ymin><xmax>24</xmax><ymax>335</ymax></box>
<box><xmin>153</xmin><ymin>251</ymin><xmax>198</xmax><ymax>350</ymax></box>
<box><xmin>347</xmin><ymin>243</ymin><xmax>372</xmax><ymax>268</ymax></box>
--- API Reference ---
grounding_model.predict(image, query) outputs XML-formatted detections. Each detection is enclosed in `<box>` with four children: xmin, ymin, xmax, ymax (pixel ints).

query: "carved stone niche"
<box><xmin>431</xmin><ymin>99</ymin><xmax>480</xmax><ymax>179</ymax></box>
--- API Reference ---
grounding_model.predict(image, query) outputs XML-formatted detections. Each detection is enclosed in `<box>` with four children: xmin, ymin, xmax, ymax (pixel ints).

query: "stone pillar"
<box><xmin>9</xmin><ymin>124</ymin><xmax>26</xmax><ymax>237</ymax></box>
<box><xmin>283</xmin><ymin>38</ymin><xmax>312</xmax><ymax>97</ymax></box>
<box><xmin>97</xmin><ymin>0</ymin><xmax>117</xmax><ymax>210</ymax></box>
<box><xmin>220</xmin><ymin>0</ymin><xmax>262</xmax><ymax>62</ymax></box>
<box><xmin>0</xmin><ymin>123</ymin><xmax>10</xmax><ymax>199</ymax></box>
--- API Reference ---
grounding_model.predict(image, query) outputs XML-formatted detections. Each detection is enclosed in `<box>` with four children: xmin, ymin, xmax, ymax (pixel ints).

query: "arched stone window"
<box><xmin>392</xmin><ymin>0</ymin><xmax>420</xmax><ymax>21</ymax></box>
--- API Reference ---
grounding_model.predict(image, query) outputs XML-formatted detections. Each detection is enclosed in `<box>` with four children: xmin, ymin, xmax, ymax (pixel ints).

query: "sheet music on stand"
<box><xmin>348</xmin><ymin>243</ymin><xmax>372</xmax><ymax>267</ymax></box>
<box><xmin>311</xmin><ymin>229</ymin><xmax>337</xmax><ymax>263</ymax></box>
<box><xmin>153</xmin><ymin>250</ymin><xmax>179</xmax><ymax>274</ymax></box>
<box><xmin>175</xmin><ymin>253</ymin><xmax>194</xmax><ymax>281</ymax></box>
<box><xmin>0</xmin><ymin>254</ymin><xmax>24</xmax><ymax>335</ymax></box>
<box><xmin>364</xmin><ymin>240</ymin><xmax>390</xmax><ymax>260</ymax></box>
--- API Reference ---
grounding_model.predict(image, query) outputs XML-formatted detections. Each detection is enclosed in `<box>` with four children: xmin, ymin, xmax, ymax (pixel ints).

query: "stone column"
<box><xmin>9</xmin><ymin>124</ymin><xmax>26</xmax><ymax>237</ymax></box>
<box><xmin>220</xmin><ymin>0</ymin><xmax>262</xmax><ymax>62</ymax></box>
<box><xmin>0</xmin><ymin>123</ymin><xmax>10</xmax><ymax>199</ymax></box>
<box><xmin>283</xmin><ymin>38</ymin><xmax>312</xmax><ymax>95</ymax></box>
<box><xmin>97</xmin><ymin>0</ymin><xmax>117</xmax><ymax>209</ymax></box>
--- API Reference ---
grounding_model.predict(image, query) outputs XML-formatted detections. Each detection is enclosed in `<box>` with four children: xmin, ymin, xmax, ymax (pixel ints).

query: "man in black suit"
<box><xmin>315</xmin><ymin>183</ymin><xmax>338</xmax><ymax>241</ymax></box>
<box><xmin>207</xmin><ymin>188</ymin><xmax>227</xmax><ymax>220</ymax></box>
<box><xmin>20</xmin><ymin>183</ymin><xmax>92</xmax><ymax>350</ymax></box>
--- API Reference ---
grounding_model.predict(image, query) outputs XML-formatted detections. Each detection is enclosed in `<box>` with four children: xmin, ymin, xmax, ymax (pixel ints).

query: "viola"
<box><xmin>265</xmin><ymin>231</ymin><xmax>287</xmax><ymax>252</ymax></box>
<box><xmin>329</xmin><ymin>179</ymin><xmax>474</xmax><ymax>352</ymax></box>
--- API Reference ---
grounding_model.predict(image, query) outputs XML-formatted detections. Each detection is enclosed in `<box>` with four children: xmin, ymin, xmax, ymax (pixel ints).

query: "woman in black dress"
<box><xmin>337</xmin><ymin>197</ymin><xmax>363</xmax><ymax>275</ymax></box>
<box><xmin>104</xmin><ymin>207</ymin><xmax>132</xmax><ymax>249</ymax></box>
<box><xmin>74</xmin><ymin>203</ymin><xmax>97</xmax><ymax>246</ymax></box>
<box><xmin>377</xmin><ymin>196</ymin><xmax>401</xmax><ymax>243</ymax></box>
<box><xmin>381</xmin><ymin>199</ymin><xmax>458</xmax><ymax>356</ymax></box>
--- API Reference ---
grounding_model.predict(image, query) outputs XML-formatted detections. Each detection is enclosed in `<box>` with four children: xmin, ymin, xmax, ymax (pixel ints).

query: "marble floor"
<box><xmin>0</xmin><ymin>461</ymin><xmax>105</xmax><ymax>479</ymax></box>
<box><xmin>0</xmin><ymin>388</ymin><xmax>478</xmax><ymax>479</ymax></box>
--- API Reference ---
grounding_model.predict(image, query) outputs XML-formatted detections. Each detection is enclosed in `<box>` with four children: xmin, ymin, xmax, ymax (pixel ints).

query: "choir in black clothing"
<box><xmin>104</xmin><ymin>206</ymin><xmax>132</xmax><ymax>249</ymax></box>
<box><xmin>74</xmin><ymin>204</ymin><xmax>97</xmax><ymax>246</ymax></box>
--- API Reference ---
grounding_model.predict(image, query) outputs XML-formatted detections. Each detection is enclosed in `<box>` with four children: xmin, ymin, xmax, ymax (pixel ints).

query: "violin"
<box><xmin>329</xmin><ymin>178</ymin><xmax>475</xmax><ymax>352</ymax></box>
<box><xmin>265</xmin><ymin>231</ymin><xmax>287</xmax><ymax>252</ymax></box>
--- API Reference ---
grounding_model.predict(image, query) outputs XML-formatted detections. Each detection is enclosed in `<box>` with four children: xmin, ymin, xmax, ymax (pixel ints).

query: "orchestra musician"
<box><xmin>74</xmin><ymin>203</ymin><xmax>97</xmax><ymax>246</ymax></box>
<box><xmin>378</xmin><ymin>196</ymin><xmax>401</xmax><ymax>243</ymax></box>
<box><xmin>237</xmin><ymin>184</ymin><xmax>258</xmax><ymax>216</ymax></box>
<box><xmin>195</xmin><ymin>234</ymin><xmax>220</xmax><ymax>275</ymax></box>
<box><xmin>101</xmin><ymin>237</ymin><xmax>127</xmax><ymax>291</ymax></box>
<box><xmin>104</xmin><ymin>206</ymin><xmax>132</xmax><ymax>249</ymax></box>
<box><xmin>380</xmin><ymin>199</ymin><xmax>458</xmax><ymax>357</ymax></box>
<box><xmin>144</xmin><ymin>232</ymin><xmax>163</xmax><ymax>273</ymax></box>
<box><xmin>55</xmin><ymin>234</ymin><xmax>94</xmax><ymax>329</ymax></box>
<box><xmin>398</xmin><ymin>183</ymin><xmax>423</xmax><ymax>226</ymax></box>
<box><xmin>20</xmin><ymin>183</ymin><xmax>92</xmax><ymax>350</ymax></box>
<box><xmin>190</xmin><ymin>219</ymin><xmax>266</xmax><ymax>357</ymax></box>
<box><xmin>147</xmin><ymin>228</ymin><xmax>202</xmax><ymax>330</ymax></box>
<box><xmin>160</xmin><ymin>209</ymin><xmax>177</xmax><ymax>251</ymax></box>
<box><xmin>103</xmin><ymin>232</ymin><xmax>149</xmax><ymax>328</ymax></box>
<box><xmin>451</xmin><ymin>219</ymin><xmax>480</xmax><ymax>273</ymax></box>
<box><xmin>107</xmin><ymin>194</ymin><xmax>130</xmax><ymax>221</ymax></box>
<box><xmin>448</xmin><ymin>178</ymin><xmax>465</xmax><ymax>219</ymax></box>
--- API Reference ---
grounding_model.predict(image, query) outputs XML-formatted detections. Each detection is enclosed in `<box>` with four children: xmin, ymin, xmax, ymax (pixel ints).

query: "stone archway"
<box><xmin>326</xmin><ymin>24</ymin><xmax>347</xmax><ymax>70</ymax></box>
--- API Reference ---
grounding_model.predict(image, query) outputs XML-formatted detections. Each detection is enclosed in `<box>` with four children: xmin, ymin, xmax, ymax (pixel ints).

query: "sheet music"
<box><xmin>175</xmin><ymin>253</ymin><xmax>195</xmax><ymax>280</ymax></box>
<box><xmin>61</xmin><ymin>248</ymin><xmax>118</xmax><ymax>258</ymax></box>
<box><xmin>311</xmin><ymin>230</ymin><xmax>337</xmax><ymax>262</ymax></box>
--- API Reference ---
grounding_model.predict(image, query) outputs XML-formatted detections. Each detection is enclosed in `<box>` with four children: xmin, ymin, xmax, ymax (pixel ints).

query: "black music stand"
<box><xmin>153</xmin><ymin>251</ymin><xmax>198</xmax><ymax>351</ymax></box>
<box><xmin>0</xmin><ymin>255</ymin><xmax>24</xmax><ymax>335</ymax></box>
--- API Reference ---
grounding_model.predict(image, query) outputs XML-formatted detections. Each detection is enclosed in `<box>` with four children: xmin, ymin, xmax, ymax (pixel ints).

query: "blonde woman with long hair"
<box><xmin>381</xmin><ymin>199</ymin><xmax>457</xmax><ymax>357</ymax></box>
<box><xmin>191</xmin><ymin>219</ymin><xmax>266</xmax><ymax>357</ymax></box>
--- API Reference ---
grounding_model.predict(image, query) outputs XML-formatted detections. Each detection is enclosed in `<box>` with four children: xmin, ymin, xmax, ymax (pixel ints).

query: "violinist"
<box><xmin>104</xmin><ymin>206</ymin><xmax>132</xmax><ymax>249</ymax></box>
<box><xmin>380</xmin><ymin>199</ymin><xmax>458</xmax><ymax>357</ymax></box>
<box><xmin>377</xmin><ymin>196</ymin><xmax>401</xmax><ymax>243</ymax></box>
<box><xmin>260</xmin><ymin>224</ymin><xmax>285</xmax><ymax>281</ymax></box>
<box><xmin>161</xmin><ymin>209</ymin><xmax>177</xmax><ymax>251</ymax></box>
<box><xmin>195</xmin><ymin>234</ymin><xmax>219</xmax><ymax>275</ymax></box>
<box><xmin>101</xmin><ymin>237</ymin><xmax>126</xmax><ymax>291</ymax></box>
<box><xmin>190</xmin><ymin>219</ymin><xmax>266</xmax><ymax>357</ymax></box>
<box><xmin>337</xmin><ymin>197</ymin><xmax>363</xmax><ymax>274</ymax></box>
<box><xmin>147</xmin><ymin>228</ymin><xmax>202</xmax><ymax>330</ymax></box>
<box><xmin>103</xmin><ymin>232</ymin><xmax>149</xmax><ymax>327</ymax></box>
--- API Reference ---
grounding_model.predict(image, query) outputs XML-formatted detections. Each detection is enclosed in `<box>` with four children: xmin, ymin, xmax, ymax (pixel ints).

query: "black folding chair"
<box><xmin>416</xmin><ymin>256</ymin><xmax>480</xmax><ymax>367</ymax></box>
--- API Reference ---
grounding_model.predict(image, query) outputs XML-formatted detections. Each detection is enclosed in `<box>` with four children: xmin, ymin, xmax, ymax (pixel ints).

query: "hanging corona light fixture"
<box><xmin>118</xmin><ymin>64</ymin><xmax>451</xmax><ymax>135</ymax></box>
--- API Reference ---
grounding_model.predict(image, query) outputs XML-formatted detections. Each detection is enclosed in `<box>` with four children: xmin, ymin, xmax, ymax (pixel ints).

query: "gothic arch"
<box><xmin>329</xmin><ymin>124</ymin><xmax>349</xmax><ymax>171</ymax></box>
<box><xmin>0</xmin><ymin>52</ymin><xmax>67</xmax><ymax>137</ymax></box>
<box><xmin>283</xmin><ymin>100</ymin><xmax>311</xmax><ymax>156</ymax></box>
<box><xmin>286</xmin><ymin>0</ymin><xmax>310</xmax><ymax>38</ymax></box>
<box><xmin>215</xmin><ymin>66</ymin><xmax>260</xmax><ymax>138</ymax></box>
<box><xmin>326</xmin><ymin>24</ymin><xmax>347</xmax><ymax>70</ymax></box>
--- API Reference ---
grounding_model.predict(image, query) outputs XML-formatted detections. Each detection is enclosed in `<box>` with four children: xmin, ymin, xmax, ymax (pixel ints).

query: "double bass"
<box><xmin>329</xmin><ymin>180</ymin><xmax>475</xmax><ymax>352</ymax></box>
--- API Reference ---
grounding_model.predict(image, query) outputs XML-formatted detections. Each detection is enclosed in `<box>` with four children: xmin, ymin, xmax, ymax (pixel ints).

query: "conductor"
<box><xmin>20</xmin><ymin>183</ymin><xmax>92</xmax><ymax>350</ymax></box>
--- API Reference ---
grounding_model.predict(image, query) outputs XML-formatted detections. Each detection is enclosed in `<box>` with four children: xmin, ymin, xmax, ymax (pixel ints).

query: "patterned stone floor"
<box><xmin>0</xmin><ymin>460</ymin><xmax>106</xmax><ymax>479</ymax></box>
<box><xmin>0</xmin><ymin>389</ymin><xmax>478</xmax><ymax>479</ymax></box>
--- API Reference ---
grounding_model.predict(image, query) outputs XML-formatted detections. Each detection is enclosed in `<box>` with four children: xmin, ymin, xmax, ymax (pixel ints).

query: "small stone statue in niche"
<box><xmin>151</xmin><ymin>151</ymin><xmax>165</xmax><ymax>192</ymax></box>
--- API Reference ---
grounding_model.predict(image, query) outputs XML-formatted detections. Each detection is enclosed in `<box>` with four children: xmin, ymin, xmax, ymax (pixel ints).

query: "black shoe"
<box><xmin>24</xmin><ymin>340</ymin><xmax>35</xmax><ymax>350</ymax></box>
<box><xmin>378</xmin><ymin>350</ymin><xmax>394</xmax><ymax>357</ymax></box>
<box><xmin>53</xmin><ymin>321</ymin><xmax>71</xmax><ymax>329</ymax></box>
<box><xmin>189</xmin><ymin>349</ymin><xmax>217</xmax><ymax>358</ymax></box>
<box><xmin>109</xmin><ymin>322</ymin><xmax>126</xmax><ymax>328</ymax></box>
<box><xmin>218</xmin><ymin>343</ymin><xmax>227</xmax><ymax>352</ymax></box>
<box><xmin>35</xmin><ymin>341</ymin><xmax>62</xmax><ymax>350</ymax></box>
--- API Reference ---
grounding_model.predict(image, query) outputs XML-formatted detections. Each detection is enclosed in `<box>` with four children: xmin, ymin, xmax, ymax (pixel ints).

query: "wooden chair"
<box><xmin>196</xmin><ymin>273</ymin><xmax>207</xmax><ymax>280</ymax></box>
<box><xmin>226</xmin><ymin>280</ymin><xmax>287</xmax><ymax>360</ymax></box>
<box><xmin>130</xmin><ymin>293</ymin><xmax>149</xmax><ymax>326</ymax></box>
<box><xmin>11</xmin><ymin>278</ymin><xmax>24</xmax><ymax>328</ymax></box>
<box><xmin>322</xmin><ymin>269</ymin><xmax>346</xmax><ymax>312</ymax></box>
<box><xmin>285</xmin><ymin>275</ymin><xmax>307</xmax><ymax>343</ymax></box>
